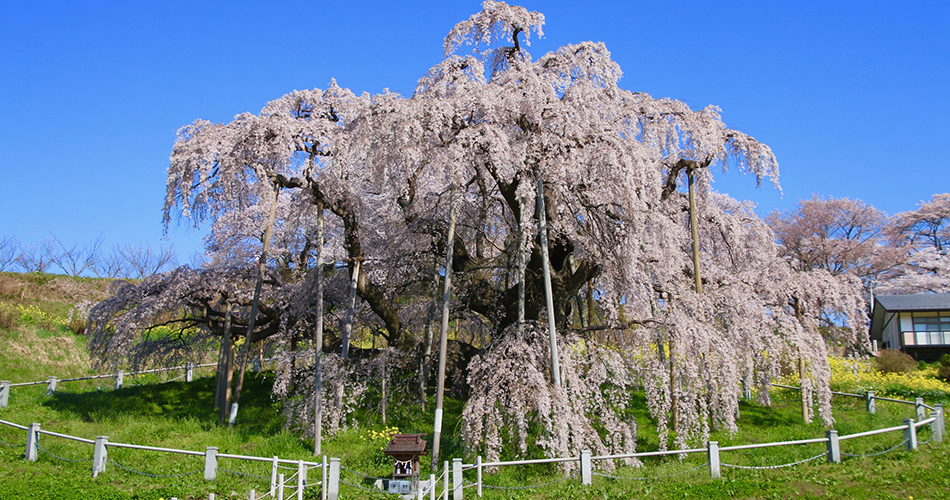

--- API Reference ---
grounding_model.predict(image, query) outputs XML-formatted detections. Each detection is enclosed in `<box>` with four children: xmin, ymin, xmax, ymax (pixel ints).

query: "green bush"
<box><xmin>873</xmin><ymin>349</ymin><xmax>917</xmax><ymax>374</ymax></box>
<box><xmin>937</xmin><ymin>354</ymin><xmax>950</xmax><ymax>383</ymax></box>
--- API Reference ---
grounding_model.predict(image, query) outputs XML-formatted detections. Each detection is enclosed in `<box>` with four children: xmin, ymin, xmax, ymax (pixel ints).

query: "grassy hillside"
<box><xmin>0</xmin><ymin>273</ymin><xmax>948</xmax><ymax>499</ymax></box>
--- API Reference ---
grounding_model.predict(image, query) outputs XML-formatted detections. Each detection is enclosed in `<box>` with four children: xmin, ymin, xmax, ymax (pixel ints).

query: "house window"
<box><xmin>911</xmin><ymin>314</ymin><xmax>950</xmax><ymax>346</ymax></box>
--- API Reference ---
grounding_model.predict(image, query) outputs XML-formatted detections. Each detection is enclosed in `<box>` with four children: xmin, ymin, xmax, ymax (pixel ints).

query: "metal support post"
<box><xmin>904</xmin><ymin>419</ymin><xmax>917</xmax><ymax>451</ymax></box>
<box><xmin>26</xmin><ymin>423</ymin><xmax>40</xmax><ymax>461</ymax></box>
<box><xmin>93</xmin><ymin>436</ymin><xmax>108</xmax><ymax>477</ymax></box>
<box><xmin>204</xmin><ymin>446</ymin><xmax>218</xmax><ymax>480</ymax></box>
<box><xmin>866</xmin><ymin>391</ymin><xmax>876</xmax><ymax>414</ymax></box>
<box><xmin>708</xmin><ymin>441</ymin><xmax>720</xmax><ymax>479</ymax></box>
<box><xmin>327</xmin><ymin>457</ymin><xmax>340</xmax><ymax>500</ymax></box>
<box><xmin>826</xmin><ymin>430</ymin><xmax>841</xmax><ymax>464</ymax></box>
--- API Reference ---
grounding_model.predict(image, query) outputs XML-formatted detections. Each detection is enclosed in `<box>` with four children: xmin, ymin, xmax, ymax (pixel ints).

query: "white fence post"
<box><xmin>327</xmin><ymin>457</ymin><xmax>340</xmax><ymax>500</ymax></box>
<box><xmin>228</xmin><ymin>403</ymin><xmax>239</xmax><ymax>425</ymax></box>
<box><xmin>297</xmin><ymin>459</ymin><xmax>306</xmax><ymax>500</ymax></box>
<box><xmin>186</xmin><ymin>362</ymin><xmax>194</xmax><ymax>382</ymax></box>
<box><xmin>452</xmin><ymin>458</ymin><xmax>463</xmax><ymax>500</ymax></box>
<box><xmin>866</xmin><ymin>391</ymin><xmax>876</xmax><ymax>414</ymax></box>
<box><xmin>707</xmin><ymin>441</ymin><xmax>720</xmax><ymax>479</ymax></box>
<box><xmin>322</xmin><ymin>455</ymin><xmax>328</xmax><ymax>500</ymax></box>
<box><xmin>278</xmin><ymin>473</ymin><xmax>285</xmax><ymax>500</ymax></box>
<box><xmin>115</xmin><ymin>370</ymin><xmax>124</xmax><ymax>390</ymax></box>
<box><xmin>249</xmin><ymin>489</ymin><xmax>256</xmax><ymax>500</ymax></box>
<box><xmin>46</xmin><ymin>376</ymin><xmax>57</xmax><ymax>395</ymax></box>
<box><xmin>580</xmin><ymin>450</ymin><xmax>592</xmax><ymax>485</ymax></box>
<box><xmin>0</xmin><ymin>380</ymin><xmax>9</xmax><ymax>407</ymax></box>
<box><xmin>204</xmin><ymin>446</ymin><xmax>218</xmax><ymax>480</ymax></box>
<box><xmin>429</xmin><ymin>473</ymin><xmax>436</xmax><ymax>500</ymax></box>
<box><xmin>270</xmin><ymin>456</ymin><xmax>279</xmax><ymax>497</ymax></box>
<box><xmin>826</xmin><ymin>430</ymin><xmax>840</xmax><ymax>464</ymax></box>
<box><xmin>92</xmin><ymin>436</ymin><xmax>108</xmax><ymax>477</ymax></box>
<box><xmin>25</xmin><ymin>423</ymin><xmax>40</xmax><ymax>461</ymax></box>
<box><xmin>915</xmin><ymin>397</ymin><xmax>926</xmax><ymax>421</ymax></box>
<box><xmin>475</xmin><ymin>456</ymin><xmax>482</xmax><ymax>498</ymax></box>
<box><xmin>904</xmin><ymin>419</ymin><xmax>917</xmax><ymax>451</ymax></box>
<box><xmin>443</xmin><ymin>461</ymin><xmax>449</xmax><ymax>500</ymax></box>
<box><xmin>934</xmin><ymin>404</ymin><xmax>945</xmax><ymax>443</ymax></box>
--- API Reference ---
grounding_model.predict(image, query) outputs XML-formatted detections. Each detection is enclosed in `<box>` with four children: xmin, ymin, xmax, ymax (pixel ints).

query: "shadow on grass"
<box><xmin>42</xmin><ymin>372</ymin><xmax>285</xmax><ymax>437</ymax></box>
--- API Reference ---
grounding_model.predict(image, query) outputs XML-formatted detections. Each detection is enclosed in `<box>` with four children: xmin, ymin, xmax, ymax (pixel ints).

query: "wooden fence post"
<box><xmin>204</xmin><ymin>446</ymin><xmax>218</xmax><ymax>480</ymax></box>
<box><xmin>904</xmin><ymin>419</ymin><xmax>917</xmax><ymax>451</ymax></box>
<box><xmin>46</xmin><ymin>376</ymin><xmax>57</xmax><ymax>395</ymax></box>
<box><xmin>475</xmin><ymin>456</ymin><xmax>482</xmax><ymax>498</ymax></box>
<box><xmin>707</xmin><ymin>441</ymin><xmax>720</xmax><ymax>479</ymax></box>
<box><xmin>934</xmin><ymin>404</ymin><xmax>945</xmax><ymax>443</ymax></box>
<box><xmin>270</xmin><ymin>456</ymin><xmax>279</xmax><ymax>497</ymax></box>
<box><xmin>327</xmin><ymin>457</ymin><xmax>340</xmax><ymax>500</ymax></box>
<box><xmin>92</xmin><ymin>436</ymin><xmax>108</xmax><ymax>477</ymax></box>
<box><xmin>866</xmin><ymin>391</ymin><xmax>876</xmax><ymax>414</ymax></box>
<box><xmin>26</xmin><ymin>423</ymin><xmax>40</xmax><ymax>461</ymax></box>
<box><xmin>826</xmin><ymin>430</ymin><xmax>841</xmax><ymax>464</ymax></box>
<box><xmin>580</xmin><ymin>450</ymin><xmax>592</xmax><ymax>485</ymax></box>
<box><xmin>297</xmin><ymin>459</ymin><xmax>306</xmax><ymax>500</ymax></box>
<box><xmin>453</xmin><ymin>458</ymin><xmax>463</xmax><ymax>500</ymax></box>
<box><xmin>0</xmin><ymin>380</ymin><xmax>9</xmax><ymax>408</ymax></box>
<box><xmin>322</xmin><ymin>455</ymin><xmax>328</xmax><ymax>500</ymax></box>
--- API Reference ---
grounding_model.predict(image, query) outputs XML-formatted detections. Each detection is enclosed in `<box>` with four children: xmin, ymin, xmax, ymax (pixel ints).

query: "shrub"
<box><xmin>0</xmin><ymin>304</ymin><xmax>16</xmax><ymax>330</ymax></box>
<box><xmin>874</xmin><ymin>349</ymin><xmax>918</xmax><ymax>374</ymax></box>
<box><xmin>937</xmin><ymin>354</ymin><xmax>950</xmax><ymax>384</ymax></box>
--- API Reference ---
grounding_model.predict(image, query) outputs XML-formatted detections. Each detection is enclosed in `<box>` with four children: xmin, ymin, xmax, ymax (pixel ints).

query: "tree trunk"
<box><xmin>219</xmin><ymin>302</ymin><xmax>233</xmax><ymax>425</ymax></box>
<box><xmin>314</xmin><ymin>203</ymin><xmax>325</xmax><ymax>455</ymax></box>
<box><xmin>517</xmin><ymin>198</ymin><xmax>526</xmax><ymax>334</ymax></box>
<box><xmin>230</xmin><ymin>182</ymin><xmax>280</xmax><ymax>427</ymax></box>
<box><xmin>419</xmin><ymin>258</ymin><xmax>439</xmax><ymax>408</ymax></box>
<box><xmin>688</xmin><ymin>167</ymin><xmax>702</xmax><ymax>294</ymax></box>
<box><xmin>537</xmin><ymin>176</ymin><xmax>561</xmax><ymax>388</ymax></box>
<box><xmin>432</xmin><ymin>183</ymin><xmax>456</xmax><ymax>470</ymax></box>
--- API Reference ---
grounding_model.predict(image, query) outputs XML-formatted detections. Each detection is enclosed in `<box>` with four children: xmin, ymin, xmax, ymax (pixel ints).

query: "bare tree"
<box><xmin>0</xmin><ymin>235</ymin><xmax>18</xmax><ymax>271</ymax></box>
<box><xmin>118</xmin><ymin>244</ymin><xmax>178</xmax><ymax>278</ymax></box>
<box><xmin>94</xmin><ymin>245</ymin><xmax>132</xmax><ymax>278</ymax></box>
<box><xmin>54</xmin><ymin>236</ymin><xmax>103</xmax><ymax>277</ymax></box>
<box><xmin>16</xmin><ymin>238</ymin><xmax>61</xmax><ymax>273</ymax></box>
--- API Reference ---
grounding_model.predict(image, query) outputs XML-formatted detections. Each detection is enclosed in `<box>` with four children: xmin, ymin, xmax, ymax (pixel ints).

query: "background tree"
<box><xmin>16</xmin><ymin>237</ymin><xmax>60</xmax><ymax>273</ymax></box>
<box><xmin>0</xmin><ymin>236</ymin><xmax>18</xmax><ymax>271</ymax></box>
<box><xmin>767</xmin><ymin>194</ymin><xmax>901</xmax><ymax>290</ymax></box>
<box><xmin>880</xmin><ymin>193</ymin><xmax>950</xmax><ymax>293</ymax></box>
<box><xmin>53</xmin><ymin>236</ymin><xmax>103</xmax><ymax>277</ymax></box>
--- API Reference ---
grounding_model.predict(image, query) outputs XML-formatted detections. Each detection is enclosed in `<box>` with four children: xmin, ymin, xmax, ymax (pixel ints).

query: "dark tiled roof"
<box><xmin>875</xmin><ymin>294</ymin><xmax>950</xmax><ymax>312</ymax></box>
<box><xmin>870</xmin><ymin>294</ymin><xmax>950</xmax><ymax>340</ymax></box>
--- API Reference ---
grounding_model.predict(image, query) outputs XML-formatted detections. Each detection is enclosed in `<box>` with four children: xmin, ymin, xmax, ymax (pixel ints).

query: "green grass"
<box><xmin>1</xmin><ymin>377</ymin><xmax>947</xmax><ymax>500</ymax></box>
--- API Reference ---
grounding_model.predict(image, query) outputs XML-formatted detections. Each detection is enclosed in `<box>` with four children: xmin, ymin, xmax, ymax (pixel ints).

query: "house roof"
<box><xmin>869</xmin><ymin>293</ymin><xmax>950</xmax><ymax>340</ymax></box>
<box><xmin>875</xmin><ymin>294</ymin><xmax>950</xmax><ymax>312</ymax></box>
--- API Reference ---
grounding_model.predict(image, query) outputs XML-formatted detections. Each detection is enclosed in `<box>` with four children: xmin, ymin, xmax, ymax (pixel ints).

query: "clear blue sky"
<box><xmin>2</xmin><ymin>1</ymin><xmax>948</xmax><ymax>264</ymax></box>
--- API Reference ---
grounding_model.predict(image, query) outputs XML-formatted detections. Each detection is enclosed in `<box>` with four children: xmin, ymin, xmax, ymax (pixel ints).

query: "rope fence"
<box><xmin>0</xmin><ymin>369</ymin><xmax>945</xmax><ymax>499</ymax></box>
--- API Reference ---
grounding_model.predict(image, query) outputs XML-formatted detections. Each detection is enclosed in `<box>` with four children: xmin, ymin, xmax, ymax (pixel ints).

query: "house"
<box><xmin>870</xmin><ymin>294</ymin><xmax>950</xmax><ymax>362</ymax></box>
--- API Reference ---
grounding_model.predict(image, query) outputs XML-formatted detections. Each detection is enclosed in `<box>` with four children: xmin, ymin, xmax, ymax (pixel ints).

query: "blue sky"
<box><xmin>1</xmin><ymin>1</ymin><xmax>948</xmax><ymax>265</ymax></box>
